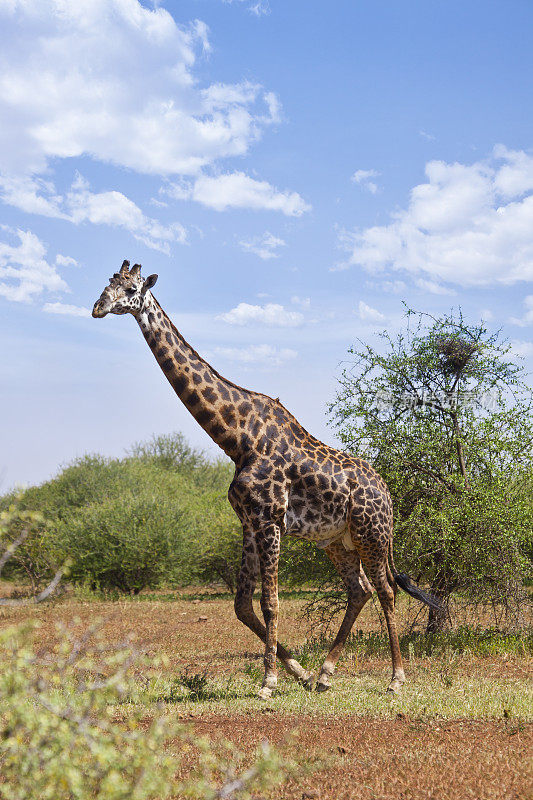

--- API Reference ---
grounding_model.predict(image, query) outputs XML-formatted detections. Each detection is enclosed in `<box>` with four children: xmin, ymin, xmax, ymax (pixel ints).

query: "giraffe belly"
<box><xmin>284</xmin><ymin>487</ymin><xmax>349</xmax><ymax>547</ymax></box>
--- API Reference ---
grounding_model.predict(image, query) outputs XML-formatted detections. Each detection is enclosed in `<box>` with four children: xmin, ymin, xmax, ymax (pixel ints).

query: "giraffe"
<box><xmin>92</xmin><ymin>261</ymin><xmax>440</xmax><ymax>699</ymax></box>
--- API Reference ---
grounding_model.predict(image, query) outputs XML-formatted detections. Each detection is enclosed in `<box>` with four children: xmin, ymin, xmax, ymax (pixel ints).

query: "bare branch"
<box><xmin>0</xmin><ymin>529</ymin><xmax>29</xmax><ymax>575</ymax></box>
<box><xmin>0</xmin><ymin>566</ymin><xmax>64</xmax><ymax>606</ymax></box>
<box><xmin>215</xmin><ymin>743</ymin><xmax>271</xmax><ymax>799</ymax></box>
<box><xmin>397</xmin><ymin>458</ymin><xmax>459</xmax><ymax>494</ymax></box>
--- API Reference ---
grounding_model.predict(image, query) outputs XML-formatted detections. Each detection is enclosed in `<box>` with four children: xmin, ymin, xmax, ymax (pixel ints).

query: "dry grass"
<box><xmin>176</xmin><ymin>716</ymin><xmax>532</xmax><ymax>800</ymax></box>
<box><xmin>1</xmin><ymin>588</ymin><xmax>531</xmax><ymax>799</ymax></box>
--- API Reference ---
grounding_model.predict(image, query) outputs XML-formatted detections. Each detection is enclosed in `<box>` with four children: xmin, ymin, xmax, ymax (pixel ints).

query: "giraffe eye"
<box><xmin>125</xmin><ymin>287</ymin><xmax>136</xmax><ymax>296</ymax></box>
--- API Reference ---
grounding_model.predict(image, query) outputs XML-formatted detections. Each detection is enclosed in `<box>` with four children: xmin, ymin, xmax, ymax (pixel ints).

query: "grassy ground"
<box><xmin>1</xmin><ymin>586</ymin><xmax>531</xmax><ymax>798</ymax></box>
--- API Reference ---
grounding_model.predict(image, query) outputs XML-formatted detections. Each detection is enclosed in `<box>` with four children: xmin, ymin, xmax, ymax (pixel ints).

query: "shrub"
<box><xmin>0</xmin><ymin>622</ymin><xmax>286</xmax><ymax>800</ymax></box>
<box><xmin>0</xmin><ymin>623</ymin><xmax>178</xmax><ymax>800</ymax></box>
<box><xmin>0</xmin><ymin>503</ymin><xmax>61</xmax><ymax>598</ymax></box>
<box><xmin>51</xmin><ymin>488</ymin><xmax>189</xmax><ymax>594</ymax></box>
<box><xmin>0</xmin><ymin>435</ymin><xmax>240</xmax><ymax>593</ymax></box>
<box><xmin>128</xmin><ymin>431</ymin><xmax>208</xmax><ymax>472</ymax></box>
<box><xmin>0</xmin><ymin>515</ymin><xmax>288</xmax><ymax>799</ymax></box>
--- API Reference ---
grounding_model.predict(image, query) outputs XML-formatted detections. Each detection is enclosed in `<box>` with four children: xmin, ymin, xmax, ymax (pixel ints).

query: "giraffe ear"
<box><xmin>142</xmin><ymin>274</ymin><xmax>158</xmax><ymax>294</ymax></box>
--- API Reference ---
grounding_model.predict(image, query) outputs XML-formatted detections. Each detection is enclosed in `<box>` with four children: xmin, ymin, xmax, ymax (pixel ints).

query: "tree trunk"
<box><xmin>451</xmin><ymin>410</ymin><xmax>470</xmax><ymax>490</ymax></box>
<box><xmin>426</xmin><ymin>585</ymin><xmax>450</xmax><ymax>633</ymax></box>
<box><xmin>426</xmin><ymin>554</ymin><xmax>453</xmax><ymax>632</ymax></box>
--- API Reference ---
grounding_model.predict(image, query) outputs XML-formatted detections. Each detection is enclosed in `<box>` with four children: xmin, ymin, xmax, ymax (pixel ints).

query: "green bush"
<box><xmin>0</xmin><ymin>622</ymin><xmax>286</xmax><ymax>800</ymax></box>
<box><xmin>0</xmin><ymin>434</ymin><xmax>241</xmax><ymax>594</ymax></box>
<box><xmin>0</xmin><ymin>624</ymin><xmax>178</xmax><ymax>800</ymax></box>
<box><xmin>51</xmin><ymin>488</ymin><xmax>188</xmax><ymax>594</ymax></box>
<box><xmin>128</xmin><ymin>431</ymin><xmax>208</xmax><ymax>472</ymax></box>
<box><xmin>0</xmin><ymin>504</ymin><xmax>288</xmax><ymax>799</ymax></box>
<box><xmin>0</xmin><ymin>502</ymin><xmax>53</xmax><ymax>590</ymax></box>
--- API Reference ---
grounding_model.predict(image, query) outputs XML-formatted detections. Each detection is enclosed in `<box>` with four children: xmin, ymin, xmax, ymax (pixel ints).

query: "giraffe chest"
<box><xmin>284</xmin><ymin>476</ymin><xmax>350</xmax><ymax>547</ymax></box>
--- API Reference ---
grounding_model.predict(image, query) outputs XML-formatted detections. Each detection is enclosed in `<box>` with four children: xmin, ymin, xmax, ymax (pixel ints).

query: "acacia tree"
<box><xmin>331</xmin><ymin>308</ymin><xmax>533</xmax><ymax>632</ymax></box>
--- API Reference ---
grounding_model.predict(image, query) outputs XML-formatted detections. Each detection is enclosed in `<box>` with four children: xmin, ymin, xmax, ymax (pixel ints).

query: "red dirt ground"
<box><xmin>180</xmin><ymin>716</ymin><xmax>532</xmax><ymax>800</ymax></box>
<box><xmin>2</xmin><ymin>592</ymin><xmax>531</xmax><ymax>798</ymax></box>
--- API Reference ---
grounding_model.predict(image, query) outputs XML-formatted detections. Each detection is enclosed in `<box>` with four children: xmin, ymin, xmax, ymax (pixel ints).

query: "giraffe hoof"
<box><xmin>315</xmin><ymin>679</ymin><xmax>331</xmax><ymax>693</ymax></box>
<box><xmin>301</xmin><ymin>673</ymin><xmax>316</xmax><ymax>691</ymax></box>
<box><xmin>386</xmin><ymin>679</ymin><xmax>404</xmax><ymax>694</ymax></box>
<box><xmin>257</xmin><ymin>686</ymin><xmax>274</xmax><ymax>700</ymax></box>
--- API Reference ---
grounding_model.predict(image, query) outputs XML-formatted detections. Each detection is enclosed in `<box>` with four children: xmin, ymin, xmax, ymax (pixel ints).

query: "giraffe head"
<box><xmin>92</xmin><ymin>260</ymin><xmax>158</xmax><ymax>318</ymax></box>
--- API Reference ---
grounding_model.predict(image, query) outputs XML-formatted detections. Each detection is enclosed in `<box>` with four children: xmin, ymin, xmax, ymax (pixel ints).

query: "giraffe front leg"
<box><xmin>256</xmin><ymin>523</ymin><xmax>281</xmax><ymax>699</ymax></box>
<box><xmin>234</xmin><ymin>528</ymin><xmax>312</xmax><ymax>692</ymax></box>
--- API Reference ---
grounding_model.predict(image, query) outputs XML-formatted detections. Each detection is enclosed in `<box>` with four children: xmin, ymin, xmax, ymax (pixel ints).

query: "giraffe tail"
<box><xmin>388</xmin><ymin>541</ymin><xmax>442</xmax><ymax>610</ymax></box>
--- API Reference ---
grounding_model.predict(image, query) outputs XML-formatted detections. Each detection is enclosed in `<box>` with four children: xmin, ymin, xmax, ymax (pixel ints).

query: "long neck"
<box><xmin>136</xmin><ymin>293</ymin><xmax>263</xmax><ymax>460</ymax></box>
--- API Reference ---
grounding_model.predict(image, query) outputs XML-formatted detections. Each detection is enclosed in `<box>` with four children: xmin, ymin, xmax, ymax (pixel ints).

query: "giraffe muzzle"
<box><xmin>92</xmin><ymin>300</ymin><xmax>109</xmax><ymax>318</ymax></box>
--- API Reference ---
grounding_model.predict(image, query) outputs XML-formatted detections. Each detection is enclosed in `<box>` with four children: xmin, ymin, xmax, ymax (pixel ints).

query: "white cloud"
<box><xmin>217</xmin><ymin>302</ymin><xmax>304</xmax><ymax>326</ymax></box>
<box><xmin>213</xmin><ymin>344</ymin><xmax>296</xmax><ymax>366</ymax></box>
<box><xmin>0</xmin><ymin>174</ymin><xmax>65</xmax><ymax>218</ymax></box>
<box><xmin>341</xmin><ymin>147</ymin><xmax>533</xmax><ymax>286</ymax></box>
<box><xmin>510</xmin><ymin>339</ymin><xmax>533</xmax><ymax>358</ymax></box>
<box><xmin>358</xmin><ymin>301</ymin><xmax>385</xmax><ymax>323</ymax></box>
<box><xmin>0</xmin><ymin>173</ymin><xmax>186</xmax><ymax>253</ymax></box>
<box><xmin>291</xmin><ymin>295</ymin><xmax>311</xmax><ymax>308</ymax></box>
<box><xmin>263</xmin><ymin>91</ymin><xmax>281</xmax><ymax>124</ymax></box>
<box><xmin>493</xmin><ymin>145</ymin><xmax>533</xmax><ymax>197</ymax></box>
<box><xmin>43</xmin><ymin>302</ymin><xmax>91</xmax><ymax>318</ymax></box>
<box><xmin>66</xmin><ymin>175</ymin><xmax>186</xmax><ymax>253</ymax></box>
<box><xmin>221</xmin><ymin>0</ymin><xmax>270</xmax><ymax>16</ymax></box>
<box><xmin>365</xmin><ymin>279</ymin><xmax>406</xmax><ymax>294</ymax></box>
<box><xmin>166</xmin><ymin>172</ymin><xmax>310</xmax><ymax>216</ymax></box>
<box><xmin>0</xmin><ymin>228</ymin><xmax>69</xmax><ymax>303</ymax></box>
<box><xmin>419</xmin><ymin>130</ymin><xmax>436</xmax><ymax>142</ymax></box>
<box><xmin>509</xmin><ymin>295</ymin><xmax>533</xmax><ymax>327</ymax></box>
<box><xmin>415</xmin><ymin>278</ymin><xmax>456</xmax><ymax>296</ymax></box>
<box><xmin>352</xmin><ymin>169</ymin><xmax>380</xmax><ymax>194</ymax></box>
<box><xmin>150</xmin><ymin>197</ymin><xmax>169</xmax><ymax>209</ymax></box>
<box><xmin>239</xmin><ymin>231</ymin><xmax>286</xmax><ymax>259</ymax></box>
<box><xmin>480</xmin><ymin>308</ymin><xmax>494</xmax><ymax>321</ymax></box>
<box><xmin>0</xmin><ymin>1</ymin><xmax>279</xmax><ymax>177</ymax></box>
<box><xmin>249</xmin><ymin>2</ymin><xmax>270</xmax><ymax>15</ymax></box>
<box><xmin>55</xmin><ymin>254</ymin><xmax>78</xmax><ymax>268</ymax></box>
<box><xmin>0</xmin><ymin>1</ymin><xmax>308</xmax><ymax>261</ymax></box>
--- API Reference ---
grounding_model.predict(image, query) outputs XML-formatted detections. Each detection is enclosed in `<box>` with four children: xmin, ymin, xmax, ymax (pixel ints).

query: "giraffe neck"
<box><xmin>136</xmin><ymin>293</ymin><xmax>260</xmax><ymax>460</ymax></box>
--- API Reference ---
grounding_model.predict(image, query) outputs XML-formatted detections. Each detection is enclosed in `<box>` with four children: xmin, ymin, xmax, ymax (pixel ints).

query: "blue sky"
<box><xmin>1</xmin><ymin>0</ymin><xmax>533</xmax><ymax>489</ymax></box>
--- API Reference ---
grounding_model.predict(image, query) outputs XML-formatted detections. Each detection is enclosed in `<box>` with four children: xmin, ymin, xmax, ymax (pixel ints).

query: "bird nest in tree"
<box><xmin>436</xmin><ymin>335</ymin><xmax>478</xmax><ymax>375</ymax></box>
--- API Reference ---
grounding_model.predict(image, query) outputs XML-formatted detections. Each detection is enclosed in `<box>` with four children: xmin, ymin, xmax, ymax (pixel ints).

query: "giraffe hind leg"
<box><xmin>346</xmin><ymin>486</ymin><xmax>405</xmax><ymax>693</ymax></box>
<box><xmin>359</xmin><ymin>550</ymin><xmax>405</xmax><ymax>693</ymax></box>
<box><xmin>315</xmin><ymin>540</ymin><xmax>373</xmax><ymax>692</ymax></box>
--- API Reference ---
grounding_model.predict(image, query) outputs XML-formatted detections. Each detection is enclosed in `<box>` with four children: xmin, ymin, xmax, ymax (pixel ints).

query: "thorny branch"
<box><xmin>0</xmin><ymin>526</ymin><xmax>65</xmax><ymax>606</ymax></box>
